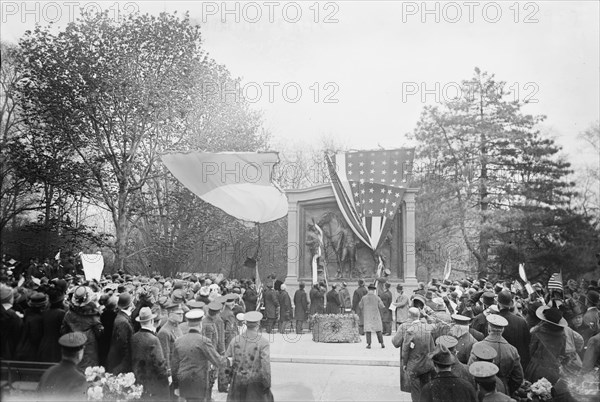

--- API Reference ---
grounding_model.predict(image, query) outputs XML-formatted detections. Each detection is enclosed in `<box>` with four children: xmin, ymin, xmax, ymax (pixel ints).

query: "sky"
<box><xmin>1</xmin><ymin>1</ymin><xmax>599</xmax><ymax>171</ymax></box>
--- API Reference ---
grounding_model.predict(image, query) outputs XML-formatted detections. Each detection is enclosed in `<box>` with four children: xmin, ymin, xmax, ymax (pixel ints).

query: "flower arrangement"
<box><xmin>528</xmin><ymin>377</ymin><xmax>552</xmax><ymax>401</ymax></box>
<box><xmin>85</xmin><ymin>366</ymin><xmax>143</xmax><ymax>401</ymax></box>
<box><xmin>311</xmin><ymin>314</ymin><xmax>361</xmax><ymax>343</ymax></box>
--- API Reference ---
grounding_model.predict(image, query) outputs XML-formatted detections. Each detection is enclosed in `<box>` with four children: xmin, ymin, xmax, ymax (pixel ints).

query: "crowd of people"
<box><xmin>388</xmin><ymin>277</ymin><xmax>600</xmax><ymax>402</ymax></box>
<box><xmin>1</xmin><ymin>254</ymin><xmax>600</xmax><ymax>402</ymax></box>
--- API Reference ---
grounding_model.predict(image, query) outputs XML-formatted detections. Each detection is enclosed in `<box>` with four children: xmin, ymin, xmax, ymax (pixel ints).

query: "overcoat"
<box><xmin>222</xmin><ymin>305</ymin><xmax>239</xmax><ymax>348</ymax></box>
<box><xmin>582</xmin><ymin>332</ymin><xmax>600</xmax><ymax>371</ymax></box>
<box><xmin>98</xmin><ymin>307</ymin><xmax>117</xmax><ymax>367</ymax></box>
<box><xmin>358</xmin><ymin>293</ymin><xmax>384</xmax><ymax>332</ymax></box>
<box><xmin>379</xmin><ymin>289</ymin><xmax>393</xmax><ymax>323</ymax></box>
<box><xmin>131</xmin><ymin>328</ymin><xmax>170</xmax><ymax>400</ymax></box>
<box><xmin>0</xmin><ymin>304</ymin><xmax>23</xmax><ymax>360</ymax></box>
<box><xmin>61</xmin><ymin>303</ymin><xmax>103</xmax><ymax>370</ymax></box>
<box><xmin>309</xmin><ymin>287</ymin><xmax>325</xmax><ymax>315</ymax></box>
<box><xmin>39</xmin><ymin>304</ymin><xmax>66</xmax><ymax>362</ymax></box>
<box><xmin>37</xmin><ymin>360</ymin><xmax>87</xmax><ymax>401</ymax></box>
<box><xmin>15</xmin><ymin>307</ymin><xmax>44</xmax><ymax>361</ymax></box>
<box><xmin>339</xmin><ymin>287</ymin><xmax>351</xmax><ymax>310</ymax></box>
<box><xmin>157</xmin><ymin>320</ymin><xmax>183</xmax><ymax>371</ymax></box>
<box><xmin>277</xmin><ymin>290</ymin><xmax>293</xmax><ymax>321</ymax></box>
<box><xmin>525</xmin><ymin>322</ymin><xmax>566</xmax><ymax>384</ymax></box>
<box><xmin>448</xmin><ymin>325</ymin><xmax>478</xmax><ymax>364</ymax></box>
<box><xmin>325</xmin><ymin>289</ymin><xmax>342</xmax><ymax>314</ymax></box>
<box><xmin>203</xmin><ymin>314</ymin><xmax>225</xmax><ymax>354</ymax></box>
<box><xmin>293</xmin><ymin>289</ymin><xmax>309</xmax><ymax>321</ymax></box>
<box><xmin>351</xmin><ymin>285</ymin><xmax>368</xmax><ymax>325</ymax></box>
<box><xmin>263</xmin><ymin>288</ymin><xmax>280</xmax><ymax>319</ymax></box>
<box><xmin>419</xmin><ymin>371</ymin><xmax>477</xmax><ymax>402</ymax></box>
<box><xmin>225</xmin><ymin>330</ymin><xmax>274</xmax><ymax>402</ymax></box>
<box><xmin>498</xmin><ymin>308</ymin><xmax>531</xmax><ymax>370</ymax></box>
<box><xmin>243</xmin><ymin>288</ymin><xmax>258</xmax><ymax>312</ymax></box>
<box><xmin>106</xmin><ymin>310</ymin><xmax>133</xmax><ymax>374</ymax></box>
<box><xmin>171</xmin><ymin>328</ymin><xmax>224</xmax><ymax>401</ymax></box>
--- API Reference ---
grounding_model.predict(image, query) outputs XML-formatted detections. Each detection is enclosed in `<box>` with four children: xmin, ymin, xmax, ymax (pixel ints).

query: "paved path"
<box><xmin>213</xmin><ymin>331</ymin><xmax>412</xmax><ymax>401</ymax></box>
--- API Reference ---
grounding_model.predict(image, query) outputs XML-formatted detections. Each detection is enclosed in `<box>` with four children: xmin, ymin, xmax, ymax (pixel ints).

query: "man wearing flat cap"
<box><xmin>419</xmin><ymin>344</ymin><xmax>477</xmax><ymax>402</ymax></box>
<box><xmin>468</xmin><ymin>314</ymin><xmax>523</xmax><ymax>396</ymax></box>
<box><xmin>38</xmin><ymin>332</ymin><xmax>88</xmax><ymax>400</ymax></box>
<box><xmin>225</xmin><ymin>311</ymin><xmax>274</xmax><ymax>402</ymax></box>
<box><xmin>172</xmin><ymin>309</ymin><xmax>226</xmax><ymax>402</ymax></box>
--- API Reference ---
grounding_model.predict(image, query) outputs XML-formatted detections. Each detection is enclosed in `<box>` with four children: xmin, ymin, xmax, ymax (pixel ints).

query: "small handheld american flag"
<box><xmin>547</xmin><ymin>272</ymin><xmax>563</xmax><ymax>291</ymax></box>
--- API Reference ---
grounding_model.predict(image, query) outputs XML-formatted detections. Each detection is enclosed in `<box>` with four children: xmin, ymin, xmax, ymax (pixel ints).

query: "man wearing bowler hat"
<box><xmin>172</xmin><ymin>309</ymin><xmax>226</xmax><ymax>402</ymax></box>
<box><xmin>419</xmin><ymin>344</ymin><xmax>477</xmax><ymax>402</ymax></box>
<box><xmin>131</xmin><ymin>307</ymin><xmax>170</xmax><ymax>400</ymax></box>
<box><xmin>106</xmin><ymin>292</ymin><xmax>134</xmax><ymax>374</ymax></box>
<box><xmin>38</xmin><ymin>331</ymin><xmax>88</xmax><ymax>400</ymax></box>
<box><xmin>225</xmin><ymin>311</ymin><xmax>274</xmax><ymax>402</ymax></box>
<box><xmin>359</xmin><ymin>283</ymin><xmax>385</xmax><ymax>349</ymax></box>
<box><xmin>471</xmin><ymin>291</ymin><xmax>496</xmax><ymax>336</ymax></box>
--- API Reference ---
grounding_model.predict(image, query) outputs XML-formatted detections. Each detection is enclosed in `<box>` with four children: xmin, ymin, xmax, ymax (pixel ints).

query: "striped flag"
<box><xmin>548</xmin><ymin>272</ymin><xmax>563</xmax><ymax>291</ymax></box>
<box><xmin>325</xmin><ymin>149</ymin><xmax>415</xmax><ymax>252</ymax></box>
<box><xmin>255</xmin><ymin>265</ymin><xmax>263</xmax><ymax>311</ymax></box>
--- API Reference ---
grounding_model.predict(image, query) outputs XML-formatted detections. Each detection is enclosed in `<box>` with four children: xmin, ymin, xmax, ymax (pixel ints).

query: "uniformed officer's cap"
<box><xmin>208</xmin><ymin>301</ymin><xmax>223</xmax><ymax>311</ymax></box>
<box><xmin>488</xmin><ymin>305</ymin><xmax>499</xmax><ymax>313</ymax></box>
<box><xmin>236</xmin><ymin>313</ymin><xmax>245</xmax><ymax>321</ymax></box>
<box><xmin>225</xmin><ymin>293</ymin><xmax>238</xmax><ymax>302</ymax></box>
<box><xmin>165</xmin><ymin>302</ymin><xmax>184</xmax><ymax>313</ymax></box>
<box><xmin>244</xmin><ymin>311</ymin><xmax>263</xmax><ymax>323</ymax></box>
<box><xmin>472</xmin><ymin>342</ymin><xmax>497</xmax><ymax>361</ymax></box>
<box><xmin>185</xmin><ymin>309</ymin><xmax>205</xmax><ymax>321</ymax></box>
<box><xmin>486</xmin><ymin>314</ymin><xmax>508</xmax><ymax>327</ymax></box>
<box><xmin>469</xmin><ymin>361</ymin><xmax>499</xmax><ymax>382</ymax></box>
<box><xmin>451</xmin><ymin>314</ymin><xmax>471</xmax><ymax>324</ymax></box>
<box><xmin>59</xmin><ymin>332</ymin><xmax>87</xmax><ymax>349</ymax></box>
<box><xmin>215</xmin><ymin>295</ymin><xmax>228</xmax><ymax>304</ymax></box>
<box><xmin>187</xmin><ymin>300</ymin><xmax>205</xmax><ymax>310</ymax></box>
<box><xmin>435</xmin><ymin>335</ymin><xmax>458</xmax><ymax>350</ymax></box>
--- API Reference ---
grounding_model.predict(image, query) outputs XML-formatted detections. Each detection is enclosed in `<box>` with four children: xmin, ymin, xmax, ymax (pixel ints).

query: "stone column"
<box><xmin>403</xmin><ymin>190</ymin><xmax>418</xmax><ymax>291</ymax></box>
<box><xmin>286</xmin><ymin>202</ymin><xmax>299</xmax><ymax>285</ymax></box>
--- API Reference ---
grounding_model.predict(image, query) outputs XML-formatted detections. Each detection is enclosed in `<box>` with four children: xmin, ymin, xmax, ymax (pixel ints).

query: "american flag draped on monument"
<box><xmin>326</xmin><ymin>149</ymin><xmax>415</xmax><ymax>275</ymax></box>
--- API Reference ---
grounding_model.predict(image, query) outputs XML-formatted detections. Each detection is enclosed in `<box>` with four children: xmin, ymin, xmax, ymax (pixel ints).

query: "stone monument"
<box><xmin>285</xmin><ymin>183</ymin><xmax>418</xmax><ymax>296</ymax></box>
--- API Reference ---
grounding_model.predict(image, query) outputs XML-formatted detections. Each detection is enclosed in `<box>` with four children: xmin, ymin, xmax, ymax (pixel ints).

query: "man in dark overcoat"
<box><xmin>277</xmin><ymin>284</ymin><xmax>293</xmax><ymax>333</ymax></box>
<box><xmin>379</xmin><ymin>282</ymin><xmax>393</xmax><ymax>335</ymax></box>
<box><xmin>263</xmin><ymin>283</ymin><xmax>279</xmax><ymax>333</ymax></box>
<box><xmin>325</xmin><ymin>283</ymin><xmax>342</xmax><ymax>314</ymax></box>
<box><xmin>293</xmin><ymin>282</ymin><xmax>309</xmax><ymax>334</ymax></box>
<box><xmin>496</xmin><ymin>291</ymin><xmax>531</xmax><ymax>371</ymax></box>
<box><xmin>106</xmin><ymin>292</ymin><xmax>134</xmax><ymax>374</ymax></box>
<box><xmin>172</xmin><ymin>309</ymin><xmax>226</xmax><ymax>402</ymax></box>
<box><xmin>0</xmin><ymin>284</ymin><xmax>23</xmax><ymax>360</ymax></box>
<box><xmin>419</xmin><ymin>344</ymin><xmax>477</xmax><ymax>402</ymax></box>
<box><xmin>352</xmin><ymin>279</ymin><xmax>368</xmax><ymax>335</ymax></box>
<box><xmin>131</xmin><ymin>307</ymin><xmax>170</xmax><ymax>400</ymax></box>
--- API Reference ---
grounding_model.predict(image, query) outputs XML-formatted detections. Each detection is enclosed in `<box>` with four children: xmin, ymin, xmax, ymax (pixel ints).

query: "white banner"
<box><xmin>81</xmin><ymin>253</ymin><xmax>104</xmax><ymax>281</ymax></box>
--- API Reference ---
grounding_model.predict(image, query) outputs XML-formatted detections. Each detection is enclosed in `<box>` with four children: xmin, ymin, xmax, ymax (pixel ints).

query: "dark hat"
<box><xmin>486</xmin><ymin>314</ymin><xmax>508</xmax><ymax>327</ymax></box>
<box><xmin>368</xmin><ymin>284</ymin><xmax>377</xmax><ymax>290</ymax></box>
<box><xmin>208</xmin><ymin>301</ymin><xmax>223</xmax><ymax>311</ymax></box>
<box><xmin>435</xmin><ymin>335</ymin><xmax>458</xmax><ymax>350</ymax></box>
<box><xmin>565</xmin><ymin>305</ymin><xmax>584</xmax><ymax>320</ymax></box>
<box><xmin>48</xmin><ymin>288</ymin><xmax>65</xmax><ymax>305</ymax></box>
<box><xmin>425</xmin><ymin>291</ymin><xmax>433</xmax><ymax>299</ymax></box>
<box><xmin>469</xmin><ymin>361</ymin><xmax>499</xmax><ymax>382</ymax></box>
<box><xmin>28</xmin><ymin>292</ymin><xmax>48</xmax><ymax>308</ymax></box>
<box><xmin>171</xmin><ymin>289</ymin><xmax>185</xmax><ymax>303</ymax></box>
<box><xmin>186</xmin><ymin>309</ymin><xmax>204</xmax><ymax>321</ymax></box>
<box><xmin>135</xmin><ymin>307</ymin><xmax>156</xmax><ymax>322</ymax></box>
<box><xmin>482</xmin><ymin>292</ymin><xmax>496</xmax><ymax>306</ymax></box>
<box><xmin>165</xmin><ymin>301</ymin><xmax>184</xmax><ymax>313</ymax></box>
<box><xmin>587</xmin><ymin>290</ymin><xmax>600</xmax><ymax>305</ymax></box>
<box><xmin>244</xmin><ymin>311</ymin><xmax>263</xmax><ymax>322</ymax></box>
<box><xmin>117</xmin><ymin>292</ymin><xmax>132</xmax><ymax>309</ymax></box>
<box><xmin>497</xmin><ymin>290</ymin><xmax>513</xmax><ymax>307</ymax></box>
<box><xmin>536</xmin><ymin>306</ymin><xmax>568</xmax><ymax>328</ymax></box>
<box><xmin>472</xmin><ymin>342</ymin><xmax>497</xmax><ymax>361</ymax></box>
<box><xmin>451</xmin><ymin>314</ymin><xmax>471</xmax><ymax>324</ymax></box>
<box><xmin>396</xmin><ymin>284</ymin><xmax>403</xmax><ymax>290</ymax></box>
<box><xmin>58</xmin><ymin>331</ymin><xmax>87</xmax><ymax>349</ymax></box>
<box><xmin>52</xmin><ymin>279</ymin><xmax>68</xmax><ymax>293</ymax></box>
<box><xmin>429</xmin><ymin>344</ymin><xmax>455</xmax><ymax>366</ymax></box>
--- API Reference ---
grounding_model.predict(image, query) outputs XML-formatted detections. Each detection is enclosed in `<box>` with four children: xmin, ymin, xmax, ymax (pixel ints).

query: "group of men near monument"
<box><xmin>385</xmin><ymin>277</ymin><xmax>600</xmax><ymax>402</ymax></box>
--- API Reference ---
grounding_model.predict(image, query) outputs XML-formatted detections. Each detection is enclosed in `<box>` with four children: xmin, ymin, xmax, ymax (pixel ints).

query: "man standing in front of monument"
<box><xmin>393</xmin><ymin>284</ymin><xmax>410</xmax><ymax>330</ymax></box>
<box><xmin>352</xmin><ymin>279</ymin><xmax>368</xmax><ymax>335</ymax></box>
<box><xmin>379</xmin><ymin>282</ymin><xmax>393</xmax><ymax>335</ymax></box>
<box><xmin>293</xmin><ymin>282</ymin><xmax>309</xmax><ymax>334</ymax></box>
<box><xmin>359</xmin><ymin>284</ymin><xmax>385</xmax><ymax>349</ymax></box>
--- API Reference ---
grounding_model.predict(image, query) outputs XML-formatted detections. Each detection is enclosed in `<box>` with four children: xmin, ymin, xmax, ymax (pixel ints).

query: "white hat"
<box><xmin>186</xmin><ymin>309</ymin><xmax>205</xmax><ymax>321</ymax></box>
